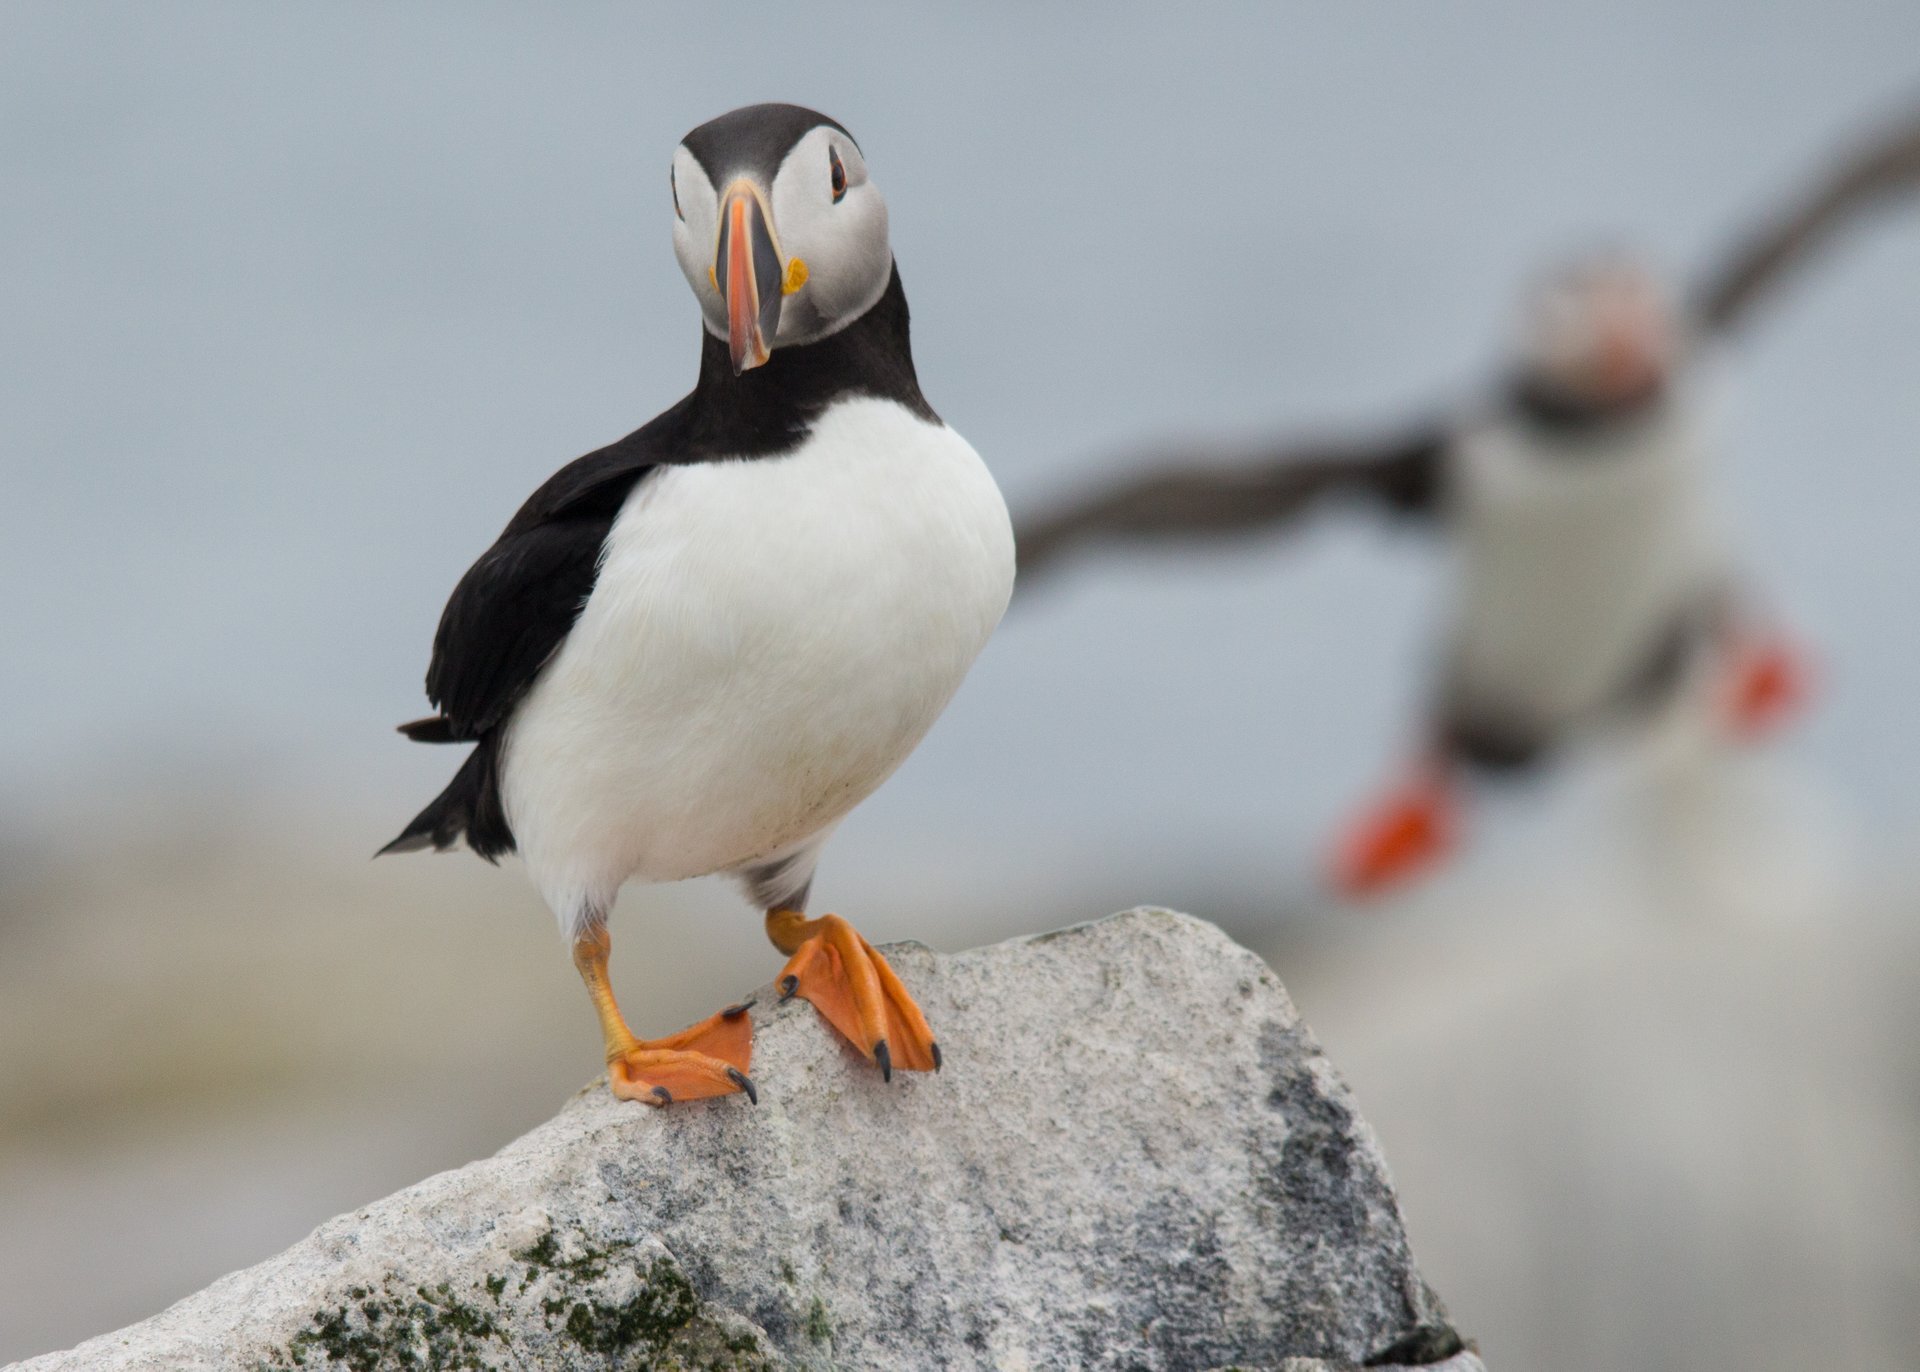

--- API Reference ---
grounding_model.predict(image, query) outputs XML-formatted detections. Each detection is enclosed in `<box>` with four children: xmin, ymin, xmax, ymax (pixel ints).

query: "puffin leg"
<box><xmin>571</xmin><ymin>926</ymin><xmax>755</xmax><ymax>1106</ymax></box>
<box><xmin>765</xmin><ymin>909</ymin><xmax>939</xmax><ymax>1080</ymax></box>
<box><xmin>1721</xmin><ymin>629</ymin><xmax>1813</xmax><ymax>741</ymax></box>
<box><xmin>1328</xmin><ymin>757</ymin><xmax>1463</xmax><ymax>900</ymax></box>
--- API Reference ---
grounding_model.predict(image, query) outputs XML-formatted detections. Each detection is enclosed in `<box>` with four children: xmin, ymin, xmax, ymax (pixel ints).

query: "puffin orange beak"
<box><xmin>715</xmin><ymin>182</ymin><xmax>783</xmax><ymax>374</ymax></box>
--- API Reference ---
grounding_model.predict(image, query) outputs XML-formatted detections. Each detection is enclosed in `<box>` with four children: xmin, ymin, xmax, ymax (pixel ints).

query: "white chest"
<box><xmin>502</xmin><ymin>397</ymin><xmax>1014</xmax><ymax>902</ymax></box>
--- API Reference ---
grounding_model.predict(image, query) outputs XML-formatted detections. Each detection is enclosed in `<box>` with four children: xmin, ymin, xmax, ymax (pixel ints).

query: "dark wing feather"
<box><xmin>1692</xmin><ymin>97</ymin><xmax>1920</xmax><ymax>336</ymax></box>
<box><xmin>1014</xmin><ymin>426</ymin><xmax>1449</xmax><ymax>590</ymax></box>
<box><xmin>411</xmin><ymin>417</ymin><xmax>681</xmax><ymax>742</ymax></box>
<box><xmin>422</xmin><ymin>514</ymin><xmax>618</xmax><ymax>739</ymax></box>
<box><xmin>381</xmin><ymin>422</ymin><xmax>672</xmax><ymax>859</ymax></box>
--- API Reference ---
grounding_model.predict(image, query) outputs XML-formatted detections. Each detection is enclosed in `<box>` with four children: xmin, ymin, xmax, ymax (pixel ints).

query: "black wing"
<box><xmin>1692</xmin><ymin>96</ymin><xmax>1920</xmax><ymax>336</ymax></box>
<box><xmin>416</xmin><ymin>435</ymin><xmax>666</xmax><ymax>741</ymax></box>
<box><xmin>381</xmin><ymin>415</ymin><xmax>680</xmax><ymax>858</ymax></box>
<box><xmin>1014</xmin><ymin>426</ymin><xmax>1449</xmax><ymax>591</ymax></box>
<box><xmin>416</xmin><ymin>506</ymin><xmax>626</xmax><ymax>742</ymax></box>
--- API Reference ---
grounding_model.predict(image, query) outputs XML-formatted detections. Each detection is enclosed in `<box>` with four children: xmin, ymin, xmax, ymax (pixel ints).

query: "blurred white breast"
<box><xmin>1444</xmin><ymin>388</ymin><xmax>1728</xmax><ymax>734</ymax></box>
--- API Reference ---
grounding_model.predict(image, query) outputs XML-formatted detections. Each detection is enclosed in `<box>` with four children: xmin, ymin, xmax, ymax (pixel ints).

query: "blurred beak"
<box><xmin>714</xmin><ymin>181</ymin><xmax>784</xmax><ymax>373</ymax></box>
<box><xmin>1592</xmin><ymin>304</ymin><xmax>1669</xmax><ymax>397</ymax></box>
<box><xmin>1596</xmin><ymin>325</ymin><xmax>1650</xmax><ymax>394</ymax></box>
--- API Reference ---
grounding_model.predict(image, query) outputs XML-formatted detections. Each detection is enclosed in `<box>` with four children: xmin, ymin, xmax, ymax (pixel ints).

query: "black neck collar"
<box><xmin>677</xmin><ymin>263</ymin><xmax>935</xmax><ymax>458</ymax></box>
<box><xmin>1507</xmin><ymin>369</ymin><xmax>1667</xmax><ymax>436</ymax></box>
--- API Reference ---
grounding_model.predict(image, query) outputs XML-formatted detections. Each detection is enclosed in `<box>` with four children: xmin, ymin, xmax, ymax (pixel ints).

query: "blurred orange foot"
<box><xmin>1329</xmin><ymin>772</ymin><xmax>1461</xmax><ymax>900</ymax></box>
<box><xmin>1723</xmin><ymin>634</ymin><xmax>1813</xmax><ymax>741</ymax></box>
<box><xmin>608</xmin><ymin>1002</ymin><xmax>756</xmax><ymax>1106</ymax></box>
<box><xmin>769</xmin><ymin>912</ymin><xmax>939</xmax><ymax>1080</ymax></box>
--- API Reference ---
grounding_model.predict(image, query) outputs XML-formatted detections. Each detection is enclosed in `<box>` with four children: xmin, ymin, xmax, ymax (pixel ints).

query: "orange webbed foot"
<box><xmin>1329</xmin><ymin>770</ymin><xmax>1461</xmax><ymax>900</ymax></box>
<box><xmin>608</xmin><ymin>1001</ymin><xmax>757</xmax><ymax>1107</ymax></box>
<box><xmin>775</xmin><ymin>915</ymin><xmax>938</xmax><ymax>1080</ymax></box>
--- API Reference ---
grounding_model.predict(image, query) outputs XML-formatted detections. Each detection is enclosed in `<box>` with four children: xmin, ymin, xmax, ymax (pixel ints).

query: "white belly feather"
<box><xmin>1444</xmin><ymin>391</ymin><xmax>1727</xmax><ymax>734</ymax></box>
<box><xmin>501</xmin><ymin>397</ymin><xmax>1013</xmax><ymax>920</ymax></box>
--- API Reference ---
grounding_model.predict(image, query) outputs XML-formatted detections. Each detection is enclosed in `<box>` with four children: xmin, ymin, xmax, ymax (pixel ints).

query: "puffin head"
<box><xmin>1517</xmin><ymin>253</ymin><xmax>1677</xmax><ymax>411</ymax></box>
<box><xmin>671</xmin><ymin>103</ymin><xmax>891</xmax><ymax>374</ymax></box>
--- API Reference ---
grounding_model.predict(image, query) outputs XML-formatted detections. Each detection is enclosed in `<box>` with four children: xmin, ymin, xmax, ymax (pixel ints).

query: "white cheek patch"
<box><xmin>837</xmin><ymin>141</ymin><xmax>871</xmax><ymax>190</ymax></box>
<box><xmin>768</xmin><ymin>128</ymin><xmax>891</xmax><ymax>346</ymax></box>
<box><xmin>670</xmin><ymin>152</ymin><xmax>726</xmax><ymax>336</ymax></box>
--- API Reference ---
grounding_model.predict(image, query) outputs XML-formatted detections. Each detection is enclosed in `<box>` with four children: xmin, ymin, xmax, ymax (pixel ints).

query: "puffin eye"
<box><xmin>829</xmin><ymin>148</ymin><xmax>847</xmax><ymax>203</ymax></box>
<box><xmin>671</xmin><ymin>168</ymin><xmax>682</xmax><ymax>221</ymax></box>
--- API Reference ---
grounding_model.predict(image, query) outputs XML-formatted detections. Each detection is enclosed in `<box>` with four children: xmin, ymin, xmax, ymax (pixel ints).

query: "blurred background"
<box><xmin>3</xmin><ymin>4</ymin><xmax>1918</xmax><ymax>1368</ymax></box>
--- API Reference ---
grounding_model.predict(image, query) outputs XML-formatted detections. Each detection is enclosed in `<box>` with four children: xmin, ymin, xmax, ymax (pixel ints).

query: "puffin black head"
<box><xmin>1517</xmin><ymin>252</ymin><xmax>1677</xmax><ymax>412</ymax></box>
<box><xmin>671</xmin><ymin>103</ymin><xmax>891</xmax><ymax>375</ymax></box>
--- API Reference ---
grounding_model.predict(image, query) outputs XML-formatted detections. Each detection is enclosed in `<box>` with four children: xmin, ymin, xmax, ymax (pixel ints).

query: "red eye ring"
<box><xmin>829</xmin><ymin>148</ymin><xmax>847</xmax><ymax>203</ymax></box>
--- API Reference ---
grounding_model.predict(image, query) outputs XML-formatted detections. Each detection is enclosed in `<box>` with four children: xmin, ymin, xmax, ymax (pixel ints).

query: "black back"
<box><xmin>1506</xmin><ymin>369</ymin><xmax>1667</xmax><ymax>437</ymax></box>
<box><xmin>383</xmin><ymin>265</ymin><xmax>931</xmax><ymax>859</ymax></box>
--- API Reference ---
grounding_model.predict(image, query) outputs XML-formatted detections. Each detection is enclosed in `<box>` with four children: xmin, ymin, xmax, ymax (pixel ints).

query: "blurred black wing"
<box><xmin>1692</xmin><ymin>97</ymin><xmax>1920</xmax><ymax>336</ymax></box>
<box><xmin>1015</xmin><ymin>425</ymin><xmax>1449</xmax><ymax>589</ymax></box>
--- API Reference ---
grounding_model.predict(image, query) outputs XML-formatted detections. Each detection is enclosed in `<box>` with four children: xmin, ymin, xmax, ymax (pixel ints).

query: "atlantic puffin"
<box><xmin>384</xmin><ymin>104</ymin><xmax>1015</xmax><ymax>1104</ymax></box>
<box><xmin>1015</xmin><ymin>101</ymin><xmax>1920</xmax><ymax>898</ymax></box>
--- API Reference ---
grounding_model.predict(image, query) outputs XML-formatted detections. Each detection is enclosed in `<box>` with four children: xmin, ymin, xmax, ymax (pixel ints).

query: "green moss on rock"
<box><xmin>804</xmin><ymin>1297</ymin><xmax>832</xmax><ymax>1347</ymax></box>
<box><xmin>535</xmin><ymin>1256</ymin><xmax>700</xmax><ymax>1354</ymax></box>
<box><xmin>265</xmin><ymin>1253</ymin><xmax>778</xmax><ymax>1372</ymax></box>
<box><xmin>510</xmin><ymin>1228</ymin><xmax>636</xmax><ymax>1293</ymax></box>
<box><xmin>270</xmin><ymin>1278</ymin><xmax>506</xmax><ymax>1372</ymax></box>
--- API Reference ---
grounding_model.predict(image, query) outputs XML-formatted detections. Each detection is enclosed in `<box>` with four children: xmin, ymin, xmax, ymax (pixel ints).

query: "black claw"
<box><xmin>873</xmin><ymin>1040</ymin><xmax>892</xmax><ymax>1083</ymax></box>
<box><xmin>651</xmin><ymin>1085</ymin><xmax>672</xmax><ymax>1105</ymax></box>
<box><xmin>778</xmin><ymin>975</ymin><xmax>799</xmax><ymax>1002</ymax></box>
<box><xmin>930</xmin><ymin>1042</ymin><xmax>942</xmax><ymax>1072</ymax></box>
<box><xmin>721</xmin><ymin>998</ymin><xmax>756</xmax><ymax>1019</ymax></box>
<box><xmin>726</xmin><ymin>1067</ymin><xmax>758</xmax><ymax>1105</ymax></box>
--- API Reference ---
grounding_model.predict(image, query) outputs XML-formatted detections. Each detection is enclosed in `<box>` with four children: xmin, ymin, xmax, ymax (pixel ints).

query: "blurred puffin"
<box><xmin>1016</xmin><ymin>101</ymin><xmax>1920</xmax><ymax>899</ymax></box>
<box><xmin>384</xmin><ymin>104</ymin><xmax>1014</xmax><ymax>1103</ymax></box>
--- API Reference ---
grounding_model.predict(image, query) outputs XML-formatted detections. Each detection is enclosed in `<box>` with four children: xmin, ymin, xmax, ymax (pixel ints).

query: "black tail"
<box><xmin>396</xmin><ymin>714</ymin><xmax>461</xmax><ymax>743</ymax></box>
<box><xmin>378</xmin><ymin>732</ymin><xmax>516</xmax><ymax>861</ymax></box>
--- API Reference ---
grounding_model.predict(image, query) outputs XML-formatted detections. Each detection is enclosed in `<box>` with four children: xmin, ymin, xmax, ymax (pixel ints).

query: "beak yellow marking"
<box><xmin>708</xmin><ymin>265</ymin><xmax>718</xmax><ymax>291</ymax></box>
<box><xmin>782</xmin><ymin>258</ymin><xmax>809</xmax><ymax>295</ymax></box>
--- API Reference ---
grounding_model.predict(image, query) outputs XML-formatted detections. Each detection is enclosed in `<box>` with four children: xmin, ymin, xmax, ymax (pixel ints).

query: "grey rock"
<box><xmin>12</xmin><ymin>909</ymin><xmax>1478</xmax><ymax>1372</ymax></box>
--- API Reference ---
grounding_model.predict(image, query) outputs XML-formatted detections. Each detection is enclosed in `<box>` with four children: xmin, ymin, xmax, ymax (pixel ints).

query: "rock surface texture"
<box><xmin>13</xmin><ymin>909</ymin><xmax>1480</xmax><ymax>1372</ymax></box>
